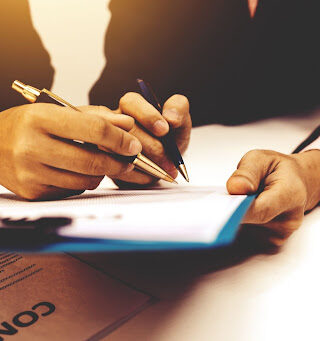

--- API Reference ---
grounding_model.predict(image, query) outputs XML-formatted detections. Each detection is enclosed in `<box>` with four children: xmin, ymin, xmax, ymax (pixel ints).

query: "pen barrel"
<box><xmin>110</xmin><ymin>154</ymin><xmax>137</xmax><ymax>164</ymax></box>
<box><xmin>37</xmin><ymin>92</ymin><xmax>63</xmax><ymax>105</ymax></box>
<box><xmin>293</xmin><ymin>125</ymin><xmax>320</xmax><ymax>154</ymax></box>
<box><xmin>161</xmin><ymin>131</ymin><xmax>183</xmax><ymax>167</ymax></box>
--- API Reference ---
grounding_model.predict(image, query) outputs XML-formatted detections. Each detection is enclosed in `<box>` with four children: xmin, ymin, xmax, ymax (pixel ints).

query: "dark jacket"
<box><xmin>0</xmin><ymin>0</ymin><xmax>54</xmax><ymax>112</ymax></box>
<box><xmin>90</xmin><ymin>0</ymin><xmax>320</xmax><ymax>126</ymax></box>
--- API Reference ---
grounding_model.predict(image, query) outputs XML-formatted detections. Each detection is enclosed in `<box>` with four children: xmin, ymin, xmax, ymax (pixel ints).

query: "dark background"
<box><xmin>1</xmin><ymin>0</ymin><xmax>319</xmax><ymax>126</ymax></box>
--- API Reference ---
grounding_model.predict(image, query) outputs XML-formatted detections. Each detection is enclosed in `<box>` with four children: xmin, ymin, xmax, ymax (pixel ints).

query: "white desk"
<box><xmin>77</xmin><ymin>112</ymin><xmax>320</xmax><ymax>341</ymax></box>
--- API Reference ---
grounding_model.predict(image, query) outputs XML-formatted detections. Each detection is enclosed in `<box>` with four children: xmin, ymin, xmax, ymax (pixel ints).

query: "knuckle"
<box><xmin>149</xmin><ymin>140</ymin><xmax>165</xmax><ymax>157</ymax></box>
<box><xmin>284</xmin><ymin>180</ymin><xmax>307</xmax><ymax>205</ymax></box>
<box><xmin>238</xmin><ymin>149</ymin><xmax>270</xmax><ymax>169</ymax></box>
<box><xmin>119</xmin><ymin>92</ymin><xmax>139</xmax><ymax>110</ymax></box>
<box><xmin>109</xmin><ymin>165</ymin><xmax>129</xmax><ymax>177</ymax></box>
<box><xmin>13</xmin><ymin>140</ymin><xmax>35</xmax><ymax>161</ymax></box>
<box><xmin>244</xmin><ymin>149</ymin><xmax>262</xmax><ymax>160</ymax></box>
<box><xmin>117</xmin><ymin>131</ymin><xmax>127</xmax><ymax>152</ymax></box>
<box><xmin>89</xmin><ymin>117</ymin><xmax>108</xmax><ymax>141</ymax></box>
<box><xmin>125</xmin><ymin>115</ymin><xmax>135</xmax><ymax>126</ymax></box>
<box><xmin>16</xmin><ymin>170</ymin><xmax>34</xmax><ymax>186</ymax></box>
<box><xmin>24</xmin><ymin>103</ymin><xmax>50</xmax><ymax>124</ymax></box>
<box><xmin>86</xmin><ymin>156</ymin><xmax>105</xmax><ymax>175</ymax></box>
<box><xmin>20</xmin><ymin>104</ymin><xmax>38</xmax><ymax>126</ymax></box>
<box><xmin>257</xmin><ymin>206</ymin><xmax>273</xmax><ymax>224</ymax></box>
<box><xmin>97</xmin><ymin>105</ymin><xmax>111</xmax><ymax>114</ymax></box>
<box><xmin>107</xmin><ymin>160</ymin><xmax>132</xmax><ymax>177</ymax></box>
<box><xmin>123</xmin><ymin>116</ymin><xmax>135</xmax><ymax>130</ymax></box>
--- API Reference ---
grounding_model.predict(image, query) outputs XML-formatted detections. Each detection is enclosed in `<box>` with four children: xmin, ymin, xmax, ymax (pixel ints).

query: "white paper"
<box><xmin>0</xmin><ymin>186</ymin><xmax>247</xmax><ymax>243</ymax></box>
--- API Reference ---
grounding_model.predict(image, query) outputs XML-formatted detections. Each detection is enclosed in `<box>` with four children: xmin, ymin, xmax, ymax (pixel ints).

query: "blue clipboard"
<box><xmin>0</xmin><ymin>196</ymin><xmax>254</xmax><ymax>253</ymax></box>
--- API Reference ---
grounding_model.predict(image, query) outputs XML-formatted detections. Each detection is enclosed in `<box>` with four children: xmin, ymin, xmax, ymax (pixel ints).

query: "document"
<box><xmin>0</xmin><ymin>253</ymin><xmax>152</xmax><ymax>341</ymax></box>
<box><xmin>0</xmin><ymin>186</ymin><xmax>251</xmax><ymax>245</ymax></box>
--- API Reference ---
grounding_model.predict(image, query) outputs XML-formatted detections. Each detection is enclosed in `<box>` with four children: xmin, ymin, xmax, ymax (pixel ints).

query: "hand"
<box><xmin>227</xmin><ymin>150</ymin><xmax>320</xmax><ymax>246</ymax></box>
<box><xmin>111</xmin><ymin>92</ymin><xmax>192</xmax><ymax>186</ymax></box>
<box><xmin>0</xmin><ymin>103</ymin><xmax>142</xmax><ymax>200</ymax></box>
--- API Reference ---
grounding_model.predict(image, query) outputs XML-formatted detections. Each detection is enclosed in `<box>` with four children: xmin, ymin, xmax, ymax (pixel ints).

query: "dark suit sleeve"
<box><xmin>90</xmin><ymin>0</ymin><xmax>320</xmax><ymax>126</ymax></box>
<box><xmin>89</xmin><ymin>0</ymin><xmax>251</xmax><ymax>122</ymax></box>
<box><xmin>0</xmin><ymin>0</ymin><xmax>54</xmax><ymax>112</ymax></box>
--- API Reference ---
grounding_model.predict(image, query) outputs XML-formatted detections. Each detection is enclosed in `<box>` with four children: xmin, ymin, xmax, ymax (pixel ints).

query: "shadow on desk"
<box><xmin>72</xmin><ymin>225</ymin><xmax>279</xmax><ymax>300</ymax></box>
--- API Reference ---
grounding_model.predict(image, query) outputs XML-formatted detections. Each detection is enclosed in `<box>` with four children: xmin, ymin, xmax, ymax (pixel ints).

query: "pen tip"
<box><xmin>164</xmin><ymin>175</ymin><xmax>178</xmax><ymax>184</ymax></box>
<box><xmin>178</xmin><ymin>164</ymin><xmax>190</xmax><ymax>182</ymax></box>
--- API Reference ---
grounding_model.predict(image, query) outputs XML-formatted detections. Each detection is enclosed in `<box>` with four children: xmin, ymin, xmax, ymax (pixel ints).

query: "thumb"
<box><xmin>162</xmin><ymin>95</ymin><xmax>192</xmax><ymax>154</ymax></box>
<box><xmin>162</xmin><ymin>94</ymin><xmax>191</xmax><ymax>129</ymax></box>
<box><xmin>227</xmin><ymin>150</ymin><xmax>274</xmax><ymax>195</ymax></box>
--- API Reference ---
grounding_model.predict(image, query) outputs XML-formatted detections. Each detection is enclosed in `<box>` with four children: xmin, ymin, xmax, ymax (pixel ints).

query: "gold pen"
<box><xmin>12</xmin><ymin>80</ymin><xmax>177</xmax><ymax>184</ymax></box>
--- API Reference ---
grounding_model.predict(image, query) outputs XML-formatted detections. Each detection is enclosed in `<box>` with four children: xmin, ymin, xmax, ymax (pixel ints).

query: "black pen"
<box><xmin>137</xmin><ymin>79</ymin><xmax>189</xmax><ymax>182</ymax></box>
<box><xmin>292</xmin><ymin>125</ymin><xmax>320</xmax><ymax>154</ymax></box>
<box><xmin>12</xmin><ymin>80</ymin><xmax>177</xmax><ymax>183</ymax></box>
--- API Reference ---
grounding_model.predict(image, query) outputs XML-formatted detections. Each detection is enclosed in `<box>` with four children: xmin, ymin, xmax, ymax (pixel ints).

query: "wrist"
<box><xmin>294</xmin><ymin>150</ymin><xmax>320</xmax><ymax>211</ymax></box>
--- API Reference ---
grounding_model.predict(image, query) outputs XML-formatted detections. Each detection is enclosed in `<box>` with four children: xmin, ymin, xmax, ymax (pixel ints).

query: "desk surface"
<box><xmin>1</xmin><ymin>112</ymin><xmax>319</xmax><ymax>340</ymax></box>
<box><xmin>89</xmin><ymin>112</ymin><xmax>320</xmax><ymax>341</ymax></box>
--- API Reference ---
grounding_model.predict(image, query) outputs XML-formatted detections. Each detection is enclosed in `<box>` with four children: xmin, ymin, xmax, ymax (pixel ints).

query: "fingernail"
<box><xmin>153</xmin><ymin>120</ymin><xmax>169</xmax><ymax>135</ymax></box>
<box><xmin>229</xmin><ymin>175</ymin><xmax>255</xmax><ymax>194</ymax></box>
<box><xmin>129</xmin><ymin>140</ymin><xmax>142</xmax><ymax>155</ymax></box>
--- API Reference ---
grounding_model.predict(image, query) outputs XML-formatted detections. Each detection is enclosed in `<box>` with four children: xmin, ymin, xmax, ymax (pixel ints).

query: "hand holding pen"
<box><xmin>112</xmin><ymin>84</ymin><xmax>192</xmax><ymax>186</ymax></box>
<box><xmin>1</xmin><ymin>81</ymin><xmax>175</xmax><ymax>200</ymax></box>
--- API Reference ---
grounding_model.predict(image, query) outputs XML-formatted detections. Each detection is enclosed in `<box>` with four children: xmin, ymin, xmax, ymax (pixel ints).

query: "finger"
<box><xmin>162</xmin><ymin>94</ymin><xmax>191</xmax><ymax>129</ymax></box>
<box><xmin>239</xmin><ymin>223</ymin><xmax>288</xmax><ymax>249</ymax></box>
<box><xmin>34</xmin><ymin>103</ymin><xmax>142</xmax><ymax>156</ymax></box>
<box><xmin>35</xmin><ymin>164</ymin><xmax>104</xmax><ymax>191</ymax></box>
<box><xmin>130</xmin><ymin>124</ymin><xmax>178</xmax><ymax>178</ymax></box>
<box><xmin>162</xmin><ymin>95</ymin><xmax>192</xmax><ymax>154</ymax></box>
<box><xmin>242</xmin><ymin>180</ymin><xmax>291</xmax><ymax>225</ymax></box>
<box><xmin>20</xmin><ymin>184</ymin><xmax>84</xmax><ymax>201</ymax></box>
<box><xmin>268</xmin><ymin>236</ymin><xmax>288</xmax><ymax>247</ymax></box>
<box><xmin>34</xmin><ymin>134</ymin><xmax>134</xmax><ymax>177</ymax></box>
<box><xmin>119</xmin><ymin>92</ymin><xmax>169</xmax><ymax>136</ymax></box>
<box><xmin>78</xmin><ymin>105</ymin><xmax>135</xmax><ymax>132</ymax></box>
<box><xmin>255</xmin><ymin>208</ymin><xmax>303</xmax><ymax>235</ymax></box>
<box><xmin>111</xmin><ymin>169</ymin><xmax>158</xmax><ymax>187</ymax></box>
<box><xmin>36</xmin><ymin>187</ymin><xmax>85</xmax><ymax>201</ymax></box>
<box><xmin>227</xmin><ymin>150</ymin><xmax>279</xmax><ymax>195</ymax></box>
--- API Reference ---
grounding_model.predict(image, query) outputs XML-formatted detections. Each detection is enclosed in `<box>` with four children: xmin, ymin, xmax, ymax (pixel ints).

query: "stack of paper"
<box><xmin>0</xmin><ymin>186</ymin><xmax>253</xmax><ymax>252</ymax></box>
